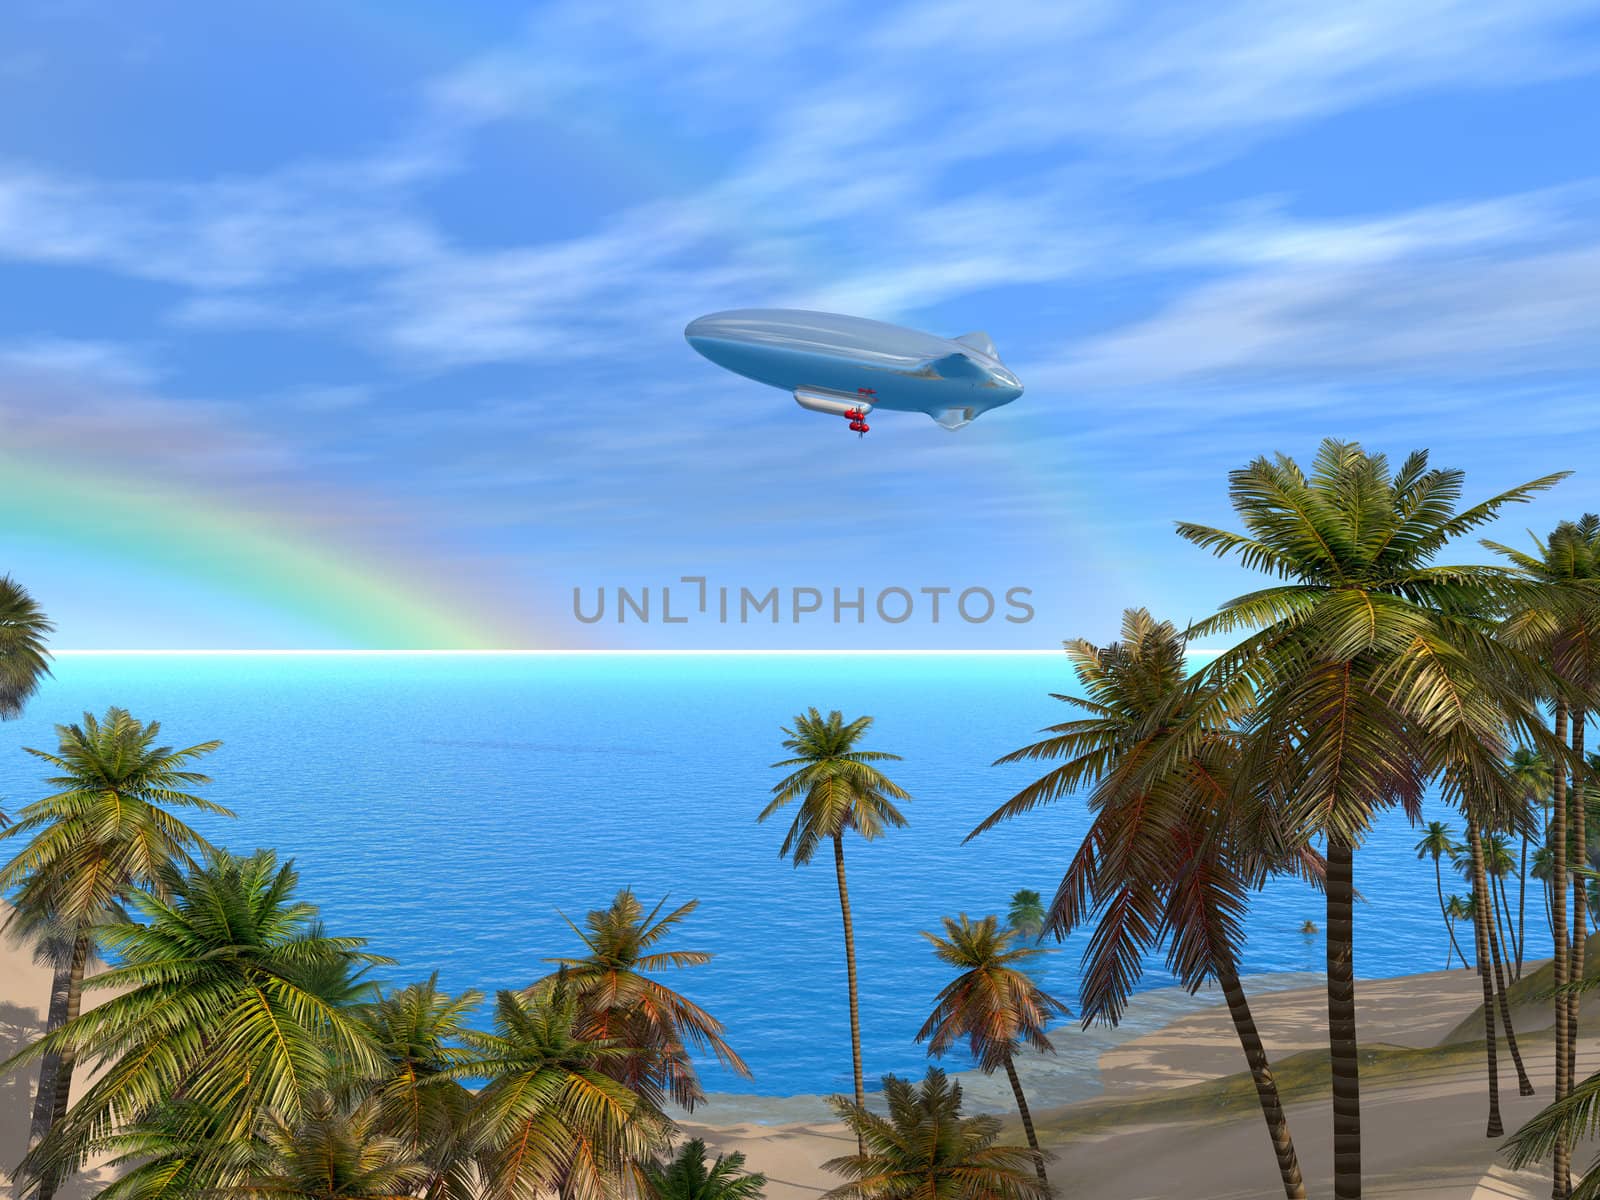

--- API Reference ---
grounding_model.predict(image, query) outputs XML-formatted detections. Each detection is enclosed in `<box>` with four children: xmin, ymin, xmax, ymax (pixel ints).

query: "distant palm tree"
<box><xmin>3</xmin><ymin>850</ymin><xmax>388</xmax><ymax>1198</ymax></box>
<box><xmin>1490</xmin><ymin>514</ymin><xmax>1600</xmax><ymax>1195</ymax></box>
<box><xmin>642</xmin><ymin>1139</ymin><xmax>767</xmax><ymax>1200</ymax></box>
<box><xmin>0</xmin><ymin>708</ymin><xmax>229</xmax><ymax>1200</ymax></box>
<box><xmin>1446</xmin><ymin>893</ymin><xmax>1475</xmax><ymax>956</ymax></box>
<box><xmin>762</xmin><ymin>708</ymin><xmax>910</xmax><ymax>1147</ymax></box>
<box><xmin>1416</xmin><ymin>822</ymin><xmax>1466</xmax><ymax>969</ymax></box>
<box><xmin>1178</xmin><ymin>441</ymin><xmax>1561</xmax><ymax>1198</ymax></box>
<box><xmin>456</xmin><ymin>982</ymin><xmax>671</xmax><ymax>1200</ymax></box>
<box><xmin>539</xmin><ymin>888</ymin><xmax>750</xmax><ymax>1111</ymax></box>
<box><xmin>1509</xmin><ymin>747</ymin><xmax>1555</xmax><ymax>978</ymax></box>
<box><xmin>0</xmin><ymin>574</ymin><xmax>52</xmax><ymax>721</ymax></box>
<box><xmin>916</xmin><ymin>913</ymin><xmax>1068</xmax><ymax>1186</ymax></box>
<box><xmin>822</xmin><ymin>1067</ymin><xmax>1049</xmax><ymax>1200</ymax></box>
<box><xmin>1006</xmin><ymin>890</ymin><xmax>1045</xmax><ymax>941</ymax></box>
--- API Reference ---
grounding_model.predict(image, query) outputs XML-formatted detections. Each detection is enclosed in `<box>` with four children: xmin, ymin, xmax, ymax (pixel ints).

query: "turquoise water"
<box><xmin>0</xmin><ymin>654</ymin><xmax>1545</xmax><ymax>1098</ymax></box>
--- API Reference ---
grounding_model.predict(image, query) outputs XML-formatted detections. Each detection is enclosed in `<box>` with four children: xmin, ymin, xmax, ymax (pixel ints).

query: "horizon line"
<box><xmin>49</xmin><ymin>647</ymin><xmax>1229</xmax><ymax>657</ymax></box>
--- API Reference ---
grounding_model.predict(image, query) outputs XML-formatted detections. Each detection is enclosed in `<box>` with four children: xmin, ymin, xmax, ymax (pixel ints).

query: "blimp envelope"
<box><xmin>685</xmin><ymin>309</ymin><xmax>1023</xmax><ymax>433</ymax></box>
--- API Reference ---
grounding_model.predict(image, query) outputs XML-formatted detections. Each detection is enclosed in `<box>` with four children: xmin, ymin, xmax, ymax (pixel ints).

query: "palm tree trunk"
<box><xmin>831</xmin><ymin>831</ymin><xmax>866</xmax><ymax>1157</ymax></box>
<box><xmin>1471</xmin><ymin>819</ymin><xmax>1534</xmax><ymax>1098</ymax></box>
<box><xmin>1216</xmin><ymin>960</ymin><xmax>1306</xmax><ymax>1199</ymax></box>
<box><xmin>1569</xmin><ymin>710</ymin><xmax>1587</xmax><ymax>1091</ymax></box>
<box><xmin>1491</xmin><ymin>870</ymin><xmax>1515</xmax><ymax>978</ymax></box>
<box><xmin>1553</xmin><ymin>700</ymin><xmax>1573</xmax><ymax>1199</ymax></box>
<box><xmin>1327</xmin><ymin>833</ymin><xmax>1360</xmax><ymax>1199</ymax></box>
<box><xmin>1467</xmin><ymin>831</ymin><xmax>1503</xmax><ymax>1136</ymax></box>
<box><xmin>1001</xmin><ymin>1054</ymin><xmax>1050</xmax><ymax>1190</ymax></box>
<box><xmin>1518</xmin><ymin>833</ymin><xmax>1530</xmax><ymax>980</ymax></box>
<box><xmin>27</xmin><ymin>951</ymin><xmax>74</xmax><ymax>1150</ymax></box>
<box><xmin>33</xmin><ymin>930</ymin><xmax>90</xmax><ymax>1200</ymax></box>
<box><xmin>1436</xmin><ymin>860</ymin><xmax>1467</xmax><ymax>971</ymax></box>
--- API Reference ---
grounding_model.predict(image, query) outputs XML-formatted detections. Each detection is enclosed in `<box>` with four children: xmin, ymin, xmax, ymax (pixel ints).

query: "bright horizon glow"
<box><xmin>48</xmin><ymin>647</ymin><xmax>1229</xmax><ymax>657</ymax></box>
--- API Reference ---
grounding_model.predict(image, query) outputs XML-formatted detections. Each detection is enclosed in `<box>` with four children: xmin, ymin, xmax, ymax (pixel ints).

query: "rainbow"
<box><xmin>3</xmin><ymin>452</ymin><xmax>544</xmax><ymax>649</ymax></box>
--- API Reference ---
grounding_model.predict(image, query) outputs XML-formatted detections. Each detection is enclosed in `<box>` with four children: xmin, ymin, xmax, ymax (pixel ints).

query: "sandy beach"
<box><xmin>685</xmin><ymin>967</ymin><xmax>1600</xmax><ymax>1199</ymax></box>
<box><xmin>4</xmin><ymin>928</ymin><xmax>1596</xmax><ymax>1200</ymax></box>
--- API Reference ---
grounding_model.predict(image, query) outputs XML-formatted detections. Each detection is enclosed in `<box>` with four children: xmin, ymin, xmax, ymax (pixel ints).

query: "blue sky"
<box><xmin>3</xmin><ymin>1</ymin><xmax>1600</xmax><ymax>648</ymax></box>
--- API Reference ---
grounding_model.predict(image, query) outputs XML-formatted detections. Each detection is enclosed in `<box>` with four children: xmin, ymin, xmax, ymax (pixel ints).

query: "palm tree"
<box><xmin>3</xmin><ymin>849</ymin><xmax>388</xmax><ymax>1198</ymax></box>
<box><xmin>355</xmin><ymin>975</ymin><xmax>481</xmax><ymax>1199</ymax></box>
<box><xmin>456</xmin><ymin>982</ymin><xmax>671</xmax><ymax>1200</ymax></box>
<box><xmin>0</xmin><ymin>574</ymin><xmax>52</xmax><ymax>721</ymax></box>
<box><xmin>1006</xmin><ymin>890</ymin><xmax>1046</xmax><ymax>941</ymax></box>
<box><xmin>1175</xmin><ymin>441</ymin><xmax>1562</xmax><ymax>1199</ymax></box>
<box><xmin>0</xmin><ymin>708</ymin><xmax>229</xmax><ymax>1199</ymax></box>
<box><xmin>1510</xmin><ymin>747</ymin><xmax>1556</xmax><ymax>978</ymax></box>
<box><xmin>1446</xmin><ymin>894</ymin><xmax>1476</xmax><ymax>964</ymax></box>
<box><xmin>1489</xmin><ymin>513</ymin><xmax>1600</xmax><ymax>1197</ymax></box>
<box><xmin>1417</xmin><ymin>822</ymin><xmax>1467</xmax><ymax>968</ymax></box>
<box><xmin>916</xmin><ymin>913</ymin><xmax>1068</xmax><ymax>1186</ymax></box>
<box><xmin>821</xmin><ymin>1067</ymin><xmax>1049</xmax><ymax>1200</ymax></box>
<box><xmin>642</xmin><ymin>1139</ymin><xmax>767</xmax><ymax>1200</ymax></box>
<box><xmin>230</xmin><ymin>1094</ymin><xmax>431</xmax><ymax>1200</ymax></box>
<box><xmin>970</xmin><ymin>609</ymin><xmax>1314</xmax><ymax>1199</ymax></box>
<box><xmin>761</xmin><ymin>708</ymin><xmax>910</xmax><ymax>1147</ymax></box>
<box><xmin>539</xmin><ymin>888</ymin><xmax>750</xmax><ymax>1110</ymax></box>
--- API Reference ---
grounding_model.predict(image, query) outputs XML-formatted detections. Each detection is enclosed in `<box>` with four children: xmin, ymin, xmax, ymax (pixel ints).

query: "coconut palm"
<box><xmin>0</xmin><ymin>574</ymin><xmax>52</xmax><ymax>721</ymax></box>
<box><xmin>1006</xmin><ymin>890</ymin><xmax>1046</xmax><ymax>941</ymax></box>
<box><xmin>4</xmin><ymin>849</ymin><xmax>389</xmax><ymax>1198</ymax></box>
<box><xmin>455</xmin><ymin>982</ymin><xmax>671</xmax><ymax>1200</ymax></box>
<box><xmin>1417</xmin><ymin>822</ymin><xmax>1467</xmax><ymax>968</ymax></box>
<box><xmin>916</xmin><ymin>913</ymin><xmax>1068</xmax><ymax>1186</ymax></box>
<box><xmin>1489</xmin><ymin>514</ymin><xmax>1600</xmax><ymax>1197</ymax></box>
<box><xmin>538</xmin><ymin>888</ymin><xmax>750</xmax><ymax>1110</ymax></box>
<box><xmin>970</xmin><ymin>609</ymin><xmax>1314</xmax><ymax>1198</ymax></box>
<box><xmin>1446</xmin><ymin>893</ymin><xmax>1476</xmax><ymax>962</ymax></box>
<box><xmin>231</xmin><ymin>1093</ymin><xmax>432</xmax><ymax>1200</ymax></box>
<box><xmin>1510</xmin><ymin>747</ymin><xmax>1556</xmax><ymax>977</ymax></box>
<box><xmin>0</xmin><ymin>708</ymin><xmax>229</xmax><ymax>1199</ymax></box>
<box><xmin>642</xmin><ymin>1139</ymin><xmax>767</xmax><ymax>1200</ymax></box>
<box><xmin>355</xmin><ymin>975</ymin><xmax>481</xmax><ymax>1199</ymax></box>
<box><xmin>821</xmin><ymin>1067</ymin><xmax>1049</xmax><ymax>1200</ymax></box>
<box><xmin>1175</xmin><ymin>440</ymin><xmax>1562</xmax><ymax>1199</ymax></box>
<box><xmin>761</xmin><ymin>708</ymin><xmax>910</xmax><ymax>1146</ymax></box>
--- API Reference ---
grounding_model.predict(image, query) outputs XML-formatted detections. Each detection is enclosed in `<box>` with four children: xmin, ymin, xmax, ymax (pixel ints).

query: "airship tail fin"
<box><xmin>953</xmin><ymin>331</ymin><xmax>998</xmax><ymax>359</ymax></box>
<box><xmin>932</xmin><ymin>407</ymin><xmax>976</xmax><ymax>431</ymax></box>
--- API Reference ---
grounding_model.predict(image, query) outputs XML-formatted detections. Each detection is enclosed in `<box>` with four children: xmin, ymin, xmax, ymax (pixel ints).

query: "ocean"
<box><xmin>0</xmin><ymin>653</ymin><xmax>1542</xmax><ymax>1103</ymax></box>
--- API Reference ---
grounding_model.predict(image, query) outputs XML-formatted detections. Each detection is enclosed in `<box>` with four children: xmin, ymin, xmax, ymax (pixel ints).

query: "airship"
<box><xmin>684</xmin><ymin>308</ymin><xmax>1022</xmax><ymax>435</ymax></box>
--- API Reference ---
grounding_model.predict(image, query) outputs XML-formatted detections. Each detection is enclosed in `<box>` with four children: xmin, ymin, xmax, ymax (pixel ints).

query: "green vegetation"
<box><xmin>8</xmin><ymin>438</ymin><xmax>1600</xmax><ymax>1198</ymax></box>
<box><xmin>821</xmin><ymin>1067</ymin><xmax>1049</xmax><ymax>1200</ymax></box>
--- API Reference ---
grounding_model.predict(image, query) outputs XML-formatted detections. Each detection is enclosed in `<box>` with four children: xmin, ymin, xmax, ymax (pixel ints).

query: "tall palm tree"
<box><xmin>916</xmin><ymin>913</ymin><xmax>1068</xmax><ymax>1186</ymax></box>
<box><xmin>641</xmin><ymin>1139</ymin><xmax>767</xmax><ymax>1200</ymax></box>
<box><xmin>1417</xmin><ymin>822</ymin><xmax>1467</xmax><ymax>968</ymax></box>
<box><xmin>970</xmin><ymin>609</ymin><xmax>1315</xmax><ymax>1199</ymax></box>
<box><xmin>539</xmin><ymin>888</ymin><xmax>750</xmax><ymax>1110</ymax></box>
<box><xmin>1175</xmin><ymin>441</ymin><xmax>1562</xmax><ymax>1199</ymax></box>
<box><xmin>0</xmin><ymin>574</ymin><xmax>52</xmax><ymax>722</ymax></box>
<box><xmin>1006</xmin><ymin>890</ymin><xmax>1046</xmax><ymax>941</ymax></box>
<box><xmin>821</xmin><ymin>1067</ymin><xmax>1049</xmax><ymax>1200</ymax></box>
<box><xmin>1510</xmin><ymin>747</ymin><xmax>1556</xmax><ymax>978</ymax></box>
<box><xmin>761</xmin><ymin>708</ymin><xmax>910</xmax><ymax>1147</ymax></box>
<box><xmin>456</xmin><ymin>982</ymin><xmax>671</xmax><ymax>1200</ymax></box>
<box><xmin>1489</xmin><ymin>515</ymin><xmax>1600</xmax><ymax>1198</ymax></box>
<box><xmin>3</xmin><ymin>850</ymin><xmax>388</xmax><ymax>1198</ymax></box>
<box><xmin>0</xmin><ymin>708</ymin><xmax>229</xmax><ymax>1199</ymax></box>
